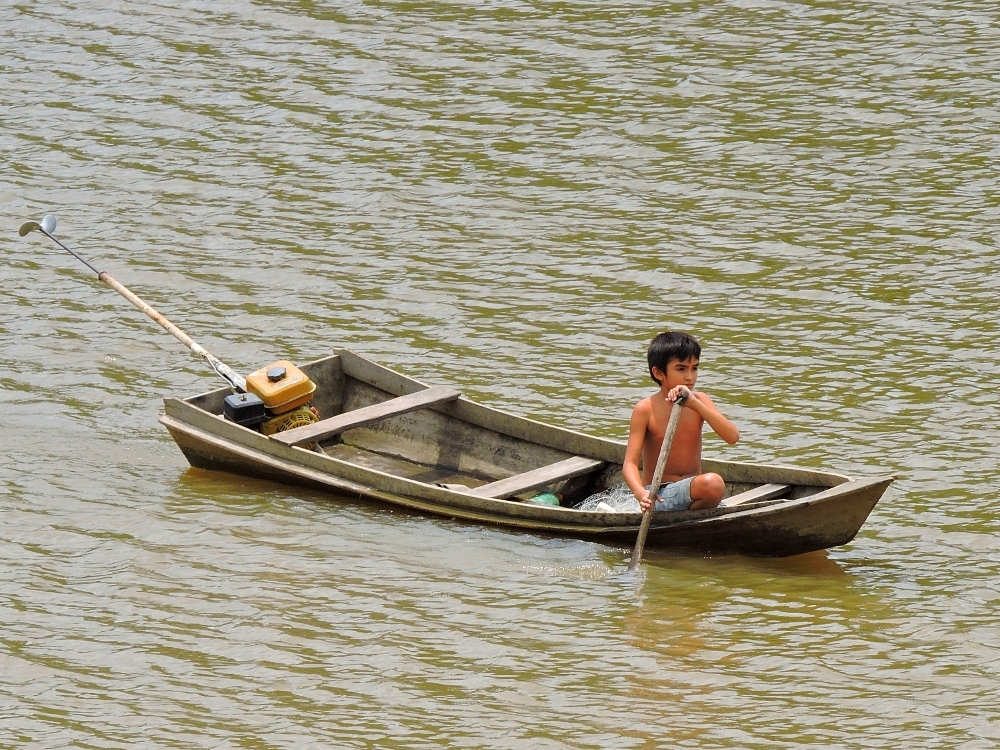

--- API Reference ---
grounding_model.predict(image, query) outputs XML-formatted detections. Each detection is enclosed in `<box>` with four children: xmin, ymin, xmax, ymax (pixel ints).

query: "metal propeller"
<box><xmin>18</xmin><ymin>214</ymin><xmax>58</xmax><ymax>237</ymax></box>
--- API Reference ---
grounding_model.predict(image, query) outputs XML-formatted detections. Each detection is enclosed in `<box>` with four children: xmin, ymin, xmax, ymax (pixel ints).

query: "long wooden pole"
<box><xmin>96</xmin><ymin>271</ymin><xmax>246</xmax><ymax>391</ymax></box>
<box><xmin>628</xmin><ymin>390</ymin><xmax>688</xmax><ymax>571</ymax></box>
<box><xmin>19</xmin><ymin>217</ymin><xmax>246</xmax><ymax>392</ymax></box>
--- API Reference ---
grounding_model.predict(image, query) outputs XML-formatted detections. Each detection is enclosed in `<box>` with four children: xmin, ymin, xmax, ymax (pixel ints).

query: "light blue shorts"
<box><xmin>650</xmin><ymin>477</ymin><xmax>694</xmax><ymax>511</ymax></box>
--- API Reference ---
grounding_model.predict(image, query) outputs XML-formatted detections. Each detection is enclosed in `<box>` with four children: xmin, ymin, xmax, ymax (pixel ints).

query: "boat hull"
<box><xmin>160</xmin><ymin>354</ymin><xmax>893</xmax><ymax>558</ymax></box>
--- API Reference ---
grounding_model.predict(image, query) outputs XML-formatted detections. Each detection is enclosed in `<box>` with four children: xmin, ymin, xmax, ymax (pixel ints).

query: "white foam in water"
<box><xmin>573</xmin><ymin>484</ymin><xmax>641</xmax><ymax>513</ymax></box>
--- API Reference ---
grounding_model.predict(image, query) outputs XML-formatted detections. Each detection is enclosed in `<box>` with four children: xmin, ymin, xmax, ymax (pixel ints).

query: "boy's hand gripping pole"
<box><xmin>628</xmin><ymin>390</ymin><xmax>689</xmax><ymax>572</ymax></box>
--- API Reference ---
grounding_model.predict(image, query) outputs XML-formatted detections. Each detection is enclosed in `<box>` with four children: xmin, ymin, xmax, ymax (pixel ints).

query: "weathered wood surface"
<box><xmin>469</xmin><ymin>456</ymin><xmax>604</xmax><ymax>499</ymax></box>
<box><xmin>271</xmin><ymin>385</ymin><xmax>461</xmax><ymax>446</ymax></box>
<box><xmin>336</xmin><ymin>349</ymin><xmax>627</xmax><ymax>464</ymax></box>
<box><xmin>720</xmin><ymin>483</ymin><xmax>791</xmax><ymax>507</ymax></box>
<box><xmin>336</xmin><ymin>379</ymin><xmax>579</xmax><ymax>481</ymax></box>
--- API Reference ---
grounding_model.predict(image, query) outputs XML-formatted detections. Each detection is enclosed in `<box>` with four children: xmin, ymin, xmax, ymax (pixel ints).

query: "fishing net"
<box><xmin>573</xmin><ymin>483</ymin><xmax>641</xmax><ymax>513</ymax></box>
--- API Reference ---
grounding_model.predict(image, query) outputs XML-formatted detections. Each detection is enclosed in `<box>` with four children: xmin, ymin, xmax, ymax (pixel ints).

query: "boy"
<box><xmin>623</xmin><ymin>331</ymin><xmax>740</xmax><ymax>512</ymax></box>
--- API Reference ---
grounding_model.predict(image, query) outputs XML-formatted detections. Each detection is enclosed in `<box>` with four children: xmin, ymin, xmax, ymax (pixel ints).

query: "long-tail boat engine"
<box><xmin>223</xmin><ymin>360</ymin><xmax>319</xmax><ymax>435</ymax></box>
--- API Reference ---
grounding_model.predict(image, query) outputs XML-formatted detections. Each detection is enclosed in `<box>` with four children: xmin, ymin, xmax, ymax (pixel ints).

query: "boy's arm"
<box><xmin>622</xmin><ymin>399</ymin><xmax>652</xmax><ymax>503</ymax></box>
<box><xmin>669</xmin><ymin>386</ymin><xmax>740</xmax><ymax>444</ymax></box>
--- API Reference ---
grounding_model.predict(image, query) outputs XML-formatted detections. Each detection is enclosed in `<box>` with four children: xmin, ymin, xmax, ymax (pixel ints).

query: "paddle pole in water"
<box><xmin>628</xmin><ymin>389</ymin><xmax>689</xmax><ymax>572</ymax></box>
<box><xmin>18</xmin><ymin>214</ymin><xmax>247</xmax><ymax>392</ymax></box>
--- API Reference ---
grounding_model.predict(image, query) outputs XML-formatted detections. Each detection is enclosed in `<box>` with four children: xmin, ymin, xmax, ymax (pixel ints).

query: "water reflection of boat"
<box><xmin>159</xmin><ymin>350</ymin><xmax>893</xmax><ymax>557</ymax></box>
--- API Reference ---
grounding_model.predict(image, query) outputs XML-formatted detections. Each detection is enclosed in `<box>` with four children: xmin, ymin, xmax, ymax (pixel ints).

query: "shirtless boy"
<box><xmin>623</xmin><ymin>332</ymin><xmax>741</xmax><ymax>512</ymax></box>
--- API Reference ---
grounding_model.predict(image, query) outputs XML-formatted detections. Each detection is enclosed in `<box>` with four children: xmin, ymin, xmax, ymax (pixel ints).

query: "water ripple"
<box><xmin>3</xmin><ymin>0</ymin><xmax>1000</xmax><ymax>746</ymax></box>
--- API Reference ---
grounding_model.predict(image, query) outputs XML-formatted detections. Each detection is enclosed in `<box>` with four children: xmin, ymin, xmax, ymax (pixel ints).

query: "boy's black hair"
<box><xmin>647</xmin><ymin>331</ymin><xmax>701</xmax><ymax>385</ymax></box>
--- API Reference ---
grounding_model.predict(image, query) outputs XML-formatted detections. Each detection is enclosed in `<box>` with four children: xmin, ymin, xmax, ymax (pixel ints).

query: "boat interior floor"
<box><xmin>322</xmin><ymin>443</ymin><xmax>493</xmax><ymax>491</ymax></box>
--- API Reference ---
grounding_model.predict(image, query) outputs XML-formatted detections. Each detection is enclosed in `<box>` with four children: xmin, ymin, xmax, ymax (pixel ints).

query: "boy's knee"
<box><xmin>692</xmin><ymin>473</ymin><xmax>725</xmax><ymax>502</ymax></box>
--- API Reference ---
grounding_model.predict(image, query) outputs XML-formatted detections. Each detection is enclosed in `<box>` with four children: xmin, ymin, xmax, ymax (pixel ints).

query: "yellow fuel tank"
<box><xmin>245</xmin><ymin>360</ymin><xmax>316</xmax><ymax>414</ymax></box>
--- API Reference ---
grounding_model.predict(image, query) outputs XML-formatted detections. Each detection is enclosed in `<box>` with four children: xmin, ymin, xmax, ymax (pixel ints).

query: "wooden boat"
<box><xmin>159</xmin><ymin>349</ymin><xmax>893</xmax><ymax>557</ymax></box>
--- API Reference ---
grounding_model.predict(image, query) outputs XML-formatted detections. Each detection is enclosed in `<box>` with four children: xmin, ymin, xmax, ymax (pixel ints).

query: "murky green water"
<box><xmin>3</xmin><ymin>1</ymin><xmax>999</xmax><ymax>746</ymax></box>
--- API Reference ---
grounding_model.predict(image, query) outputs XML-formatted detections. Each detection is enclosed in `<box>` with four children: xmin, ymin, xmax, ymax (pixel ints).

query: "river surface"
<box><xmin>2</xmin><ymin>1</ymin><xmax>999</xmax><ymax>747</ymax></box>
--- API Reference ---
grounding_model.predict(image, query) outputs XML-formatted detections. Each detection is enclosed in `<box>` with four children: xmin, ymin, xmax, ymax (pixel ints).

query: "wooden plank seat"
<box><xmin>271</xmin><ymin>386</ymin><xmax>462</xmax><ymax>447</ymax></box>
<box><xmin>720</xmin><ymin>483</ymin><xmax>791</xmax><ymax>508</ymax></box>
<box><xmin>470</xmin><ymin>456</ymin><xmax>604</xmax><ymax>500</ymax></box>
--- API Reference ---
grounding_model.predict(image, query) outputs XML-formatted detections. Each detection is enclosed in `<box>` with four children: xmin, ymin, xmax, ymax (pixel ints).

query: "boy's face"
<box><xmin>654</xmin><ymin>356</ymin><xmax>699</xmax><ymax>390</ymax></box>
